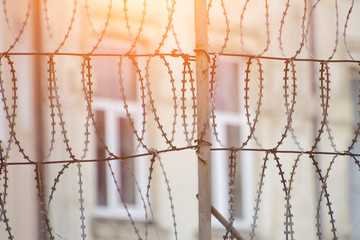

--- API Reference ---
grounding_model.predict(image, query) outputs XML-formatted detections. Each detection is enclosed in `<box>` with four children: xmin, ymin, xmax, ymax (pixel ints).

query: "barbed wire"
<box><xmin>1</xmin><ymin>0</ymin><xmax>360</xmax><ymax>240</ymax></box>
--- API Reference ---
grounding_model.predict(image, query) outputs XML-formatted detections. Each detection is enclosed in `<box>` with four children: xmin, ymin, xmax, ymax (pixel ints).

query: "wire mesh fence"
<box><xmin>0</xmin><ymin>0</ymin><xmax>360</xmax><ymax>239</ymax></box>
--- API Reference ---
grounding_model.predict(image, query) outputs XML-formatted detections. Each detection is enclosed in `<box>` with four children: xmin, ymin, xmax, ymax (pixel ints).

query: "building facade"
<box><xmin>0</xmin><ymin>0</ymin><xmax>359</xmax><ymax>240</ymax></box>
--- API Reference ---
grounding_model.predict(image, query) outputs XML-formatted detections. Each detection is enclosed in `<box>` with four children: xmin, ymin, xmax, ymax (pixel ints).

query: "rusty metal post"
<box><xmin>194</xmin><ymin>0</ymin><xmax>211</xmax><ymax>239</ymax></box>
<box><xmin>33</xmin><ymin>0</ymin><xmax>44</xmax><ymax>238</ymax></box>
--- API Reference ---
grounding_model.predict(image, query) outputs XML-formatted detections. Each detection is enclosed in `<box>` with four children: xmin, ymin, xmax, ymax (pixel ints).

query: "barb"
<box><xmin>3</xmin><ymin>0</ymin><xmax>32</xmax><ymax>53</ymax></box>
<box><xmin>242</xmin><ymin>57</ymin><xmax>264</xmax><ymax>149</ymax></box>
<box><xmin>119</xmin><ymin>56</ymin><xmax>148</xmax><ymax>151</ymax></box>
<box><xmin>258</xmin><ymin>0</ymin><xmax>271</xmax><ymax>57</ymax></box>
<box><xmin>250</xmin><ymin>151</ymin><xmax>270</xmax><ymax>240</ymax></box>
<box><xmin>89</xmin><ymin>0</ymin><xmax>112</xmax><ymax>54</ymax></box>
<box><xmin>181</xmin><ymin>56</ymin><xmax>197</xmax><ymax>145</ymax></box>
<box><xmin>328</xmin><ymin>0</ymin><xmax>339</xmax><ymax>61</ymax></box>
<box><xmin>0</xmin><ymin>142</ymin><xmax>13</xmax><ymax>239</ymax></box>
<box><xmin>0</xmin><ymin>2</ymin><xmax>359</xmax><ymax>240</ymax></box>
<box><xmin>54</xmin><ymin>0</ymin><xmax>78</xmax><ymax>53</ymax></box>
<box><xmin>347</xmin><ymin>63</ymin><xmax>360</xmax><ymax>153</ymax></box>
<box><xmin>0</xmin><ymin>55</ymin><xmax>32</xmax><ymax>163</ymax></box>
<box><xmin>209</xmin><ymin>54</ymin><xmax>225</xmax><ymax>147</ymax></box>
<box><xmin>81</xmin><ymin>56</ymin><xmax>117</xmax><ymax>159</ymax></box>
<box><xmin>227</xmin><ymin>149</ymin><xmax>237</xmax><ymax>227</ymax></box>
<box><xmin>145</xmin><ymin>55</ymin><xmax>176</xmax><ymax>149</ymax></box>
<box><xmin>239</xmin><ymin>0</ymin><xmax>250</xmax><ymax>54</ymax></box>
<box><xmin>273</xmin><ymin>153</ymin><xmax>294</xmax><ymax>240</ymax></box>
<box><xmin>146</xmin><ymin>149</ymin><xmax>164</xmax><ymax>240</ymax></box>
<box><xmin>34</xmin><ymin>164</ymin><xmax>54</xmax><ymax>240</ymax></box>
<box><xmin>106</xmin><ymin>159</ymin><xmax>144</xmax><ymax>239</ymax></box>
<box><xmin>310</xmin><ymin>153</ymin><xmax>338</xmax><ymax>240</ymax></box>
<box><xmin>343</xmin><ymin>0</ymin><xmax>355</xmax><ymax>60</ymax></box>
<box><xmin>48</xmin><ymin>55</ymin><xmax>76</xmax><ymax>160</ymax></box>
<box><xmin>126</xmin><ymin>0</ymin><xmax>147</xmax><ymax>55</ymax></box>
<box><xmin>156</xmin><ymin>152</ymin><xmax>178</xmax><ymax>240</ymax></box>
<box><xmin>43</xmin><ymin>0</ymin><xmax>53</xmax><ymax>39</ymax></box>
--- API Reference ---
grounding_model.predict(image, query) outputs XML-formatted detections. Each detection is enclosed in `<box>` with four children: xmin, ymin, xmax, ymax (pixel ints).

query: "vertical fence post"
<box><xmin>33</xmin><ymin>0</ymin><xmax>44</xmax><ymax>238</ymax></box>
<box><xmin>194</xmin><ymin>0</ymin><xmax>211</xmax><ymax>239</ymax></box>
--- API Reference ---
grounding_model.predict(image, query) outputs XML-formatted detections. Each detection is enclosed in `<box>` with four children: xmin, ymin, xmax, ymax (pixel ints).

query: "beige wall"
<box><xmin>0</xmin><ymin>0</ymin><xmax>359</xmax><ymax>239</ymax></box>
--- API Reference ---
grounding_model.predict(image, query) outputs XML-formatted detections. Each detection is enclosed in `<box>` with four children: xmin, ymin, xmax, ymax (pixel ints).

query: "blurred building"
<box><xmin>0</xmin><ymin>0</ymin><xmax>360</xmax><ymax>240</ymax></box>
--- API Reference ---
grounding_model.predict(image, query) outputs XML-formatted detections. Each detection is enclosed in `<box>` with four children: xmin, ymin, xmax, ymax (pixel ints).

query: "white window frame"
<box><xmin>211</xmin><ymin>58</ymin><xmax>253</xmax><ymax>230</ymax></box>
<box><xmin>92</xmin><ymin>41</ymin><xmax>148</xmax><ymax>221</ymax></box>
<box><xmin>92</xmin><ymin>99</ymin><xmax>148</xmax><ymax>220</ymax></box>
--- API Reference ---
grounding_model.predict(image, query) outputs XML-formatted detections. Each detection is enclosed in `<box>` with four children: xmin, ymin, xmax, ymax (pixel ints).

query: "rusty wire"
<box><xmin>0</xmin><ymin>0</ymin><xmax>360</xmax><ymax>240</ymax></box>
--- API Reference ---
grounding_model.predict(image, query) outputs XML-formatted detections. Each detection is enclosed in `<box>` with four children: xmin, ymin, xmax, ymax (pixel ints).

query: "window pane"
<box><xmin>118</xmin><ymin>117</ymin><xmax>136</xmax><ymax>205</ymax></box>
<box><xmin>214</xmin><ymin>62</ymin><xmax>239</xmax><ymax>113</ymax></box>
<box><xmin>94</xmin><ymin>55</ymin><xmax>137</xmax><ymax>101</ymax></box>
<box><xmin>95</xmin><ymin>110</ymin><xmax>107</xmax><ymax>206</ymax></box>
<box><xmin>227</xmin><ymin>125</ymin><xmax>243</xmax><ymax>219</ymax></box>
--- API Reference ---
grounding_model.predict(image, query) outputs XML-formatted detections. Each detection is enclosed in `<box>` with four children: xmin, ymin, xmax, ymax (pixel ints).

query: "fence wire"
<box><xmin>0</xmin><ymin>0</ymin><xmax>360</xmax><ymax>239</ymax></box>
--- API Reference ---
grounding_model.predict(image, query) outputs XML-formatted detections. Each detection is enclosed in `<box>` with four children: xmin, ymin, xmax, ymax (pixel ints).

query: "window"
<box><xmin>350</xmin><ymin>78</ymin><xmax>360</xmax><ymax>239</ymax></box>
<box><xmin>211</xmin><ymin>59</ymin><xmax>253</xmax><ymax>229</ymax></box>
<box><xmin>92</xmin><ymin>46</ymin><xmax>147</xmax><ymax>220</ymax></box>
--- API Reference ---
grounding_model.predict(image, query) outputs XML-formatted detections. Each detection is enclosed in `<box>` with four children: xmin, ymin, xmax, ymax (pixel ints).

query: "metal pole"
<box><xmin>194</xmin><ymin>0</ymin><xmax>211</xmax><ymax>239</ymax></box>
<box><xmin>33</xmin><ymin>0</ymin><xmax>44</xmax><ymax>238</ymax></box>
<box><xmin>33</xmin><ymin>0</ymin><xmax>43</xmax><ymax>163</ymax></box>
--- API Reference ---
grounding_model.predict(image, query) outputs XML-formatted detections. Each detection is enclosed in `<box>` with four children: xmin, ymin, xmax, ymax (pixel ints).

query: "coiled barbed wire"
<box><xmin>0</xmin><ymin>1</ymin><xmax>359</xmax><ymax>239</ymax></box>
<box><xmin>3</xmin><ymin>0</ymin><xmax>32</xmax><ymax>53</ymax></box>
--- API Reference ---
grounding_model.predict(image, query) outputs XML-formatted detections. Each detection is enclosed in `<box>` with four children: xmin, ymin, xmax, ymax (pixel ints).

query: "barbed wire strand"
<box><xmin>0</xmin><ymin>1</ymin><xmax>360</xmax><ymax>239</ymax></box>
<box><xmin>343</xmin><ymin>0</ymin><xmax>355</xmax><ymax>61</ymax></box>
<box><xmin>2</xmin><ymin>0</ymin><xmax>32</xmax><ymax>53</ymax></box>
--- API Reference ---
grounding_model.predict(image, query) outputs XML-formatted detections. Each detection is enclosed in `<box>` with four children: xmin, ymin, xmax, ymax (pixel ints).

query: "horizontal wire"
<box><xmin>1</xmin><ymin>51</ymin><xmax>359</xmax><ymax>63</ymax></box>
<box><xmin>211</xmin><ymin>147</ymin><xmax>360</xmax><ymax>157</ymax></box>
<box><xmin>2</xmin><ymin>146</ymin><xmax>355</xmax><ymax>166</ymax></box>
<box><xmin>1</xmin><ymin>145</ymin><xmax>198</xmax><ymax>166</ymax></box>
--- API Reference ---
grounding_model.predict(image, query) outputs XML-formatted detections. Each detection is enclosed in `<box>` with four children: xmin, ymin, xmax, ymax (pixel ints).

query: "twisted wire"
<box><xmin>239</xmin><ymin>0</ymin><xmax>250</xmax><ymax>54</ymax></box>
<box><xmin>47</xmin><ymin>55</ymin><xmax>88</xmax><ymax>239</ymax></box>
<box><xmin>81</xmin><ymin>56</ymin><xmax>116</xmax><ymax>159</ymax></box>
<box><xmin>181</xmin><ymin>56</ymin><xmax>196</xmax><ymax>145</ymax></box>
<box><xmin>258</xmin><ymin>0</ymin><xmax>271</xmax><ymax>57</ymax></box>
<box><xmin>328</xmin><ymin>0</ymin><xmax>339</xmax><ymax>61</ymax></box>
<box><xmin>316</xmin><ymin>154</ymin><xmax>339</xmax><ymax>240</ymax></box>
<box><xmin>106</xmin><ymin>160</ymin><xmax>144</xmax><ymax>240</ymax></box>
<box><xmin>0</xmin><ymin>55</ymin><xmax>32</xmax><ymax>164</ymax></box>
<box><xmin>54</xmin><ymin>0</ymin><xmax>78</xmax><ymax>53</ymax></box>
<box><xmin>3</xmin><ymin>0</ymin><xmax>32</xmax><ymax>53</ymax></box>
<box><xmin>126</xmin><ymin>0</ymin><xmax>147</xmax><ymax>55</ymax></box>
<box><xmin>278</xmin><ymin>0</ymin><xmax>307</xmax><ymax>58</ymax></box>
<box><xmin>305</xmin><ymin>0</ymin><xmax>321</xmax><ymax>58</ymax></box>
<box><xmin>273</xmin><ymin>153</ymin><xmax>294</xmax><ymax>240</ymax></box>
<box><xmin>242</xmin><ymin>58</ymin><xmax>264</xmax><ymax>149</ymax></box>
<box><xmin>89</xmin><ymin>0</ymin><xmax>112</xmax><ymax>54</ymax></box>
<box><xmin>292</xmin><ymin>0</ymin><xmax>308</xmax><ymax>58</ymax></box>
<box><xmin>146</xmin><ymin>152</ymin><xmax>161</xmax><ymax>240</ymax></box>
<box><xmin>155</xmin><ymin>152</ymin><xmax>178</xmax><ymax>240</ymax></box>
<box><xmin>343</xmin><ymin>0</ymin><xmax>355</xmax><ymax>61</ymax></box>
<box><xmin>43</xmin><ymin>0</ymin><xmax>53</xmax><ymax>39</ymax></box>
<box><xmin>309</xmin><ymin>62</ymin><xmax>337</xmax><ymax>239</ymax></box>
<box><xmin>0</xmin><ymin>142</ymin><xmax>13</xmax><ymax>240</ymax></box>
<box><xmin>347</xmin><ymin>63</ymin><xmax>360</xmax><ymax>153</ymax></box>
<box><xmin>166</xmin><ymin>0</ymin><xmax>182</xmax><ymax>53</ymax></box>
<box><xmin>319</xmin><ymin>62</ymin><xmax>338</xmax><ymax>153</ymax></box>
<box><xmin>0</xmin><ymin>1</ymin><xmax>359</xmax><ymax>239</ymax></box>
<box><xmin>34</xmin><ymin>164</ymin><xmax>54</xmax><ymax>240</ymax></box>
<box><xmin>250</xmin><ymin>151</ymin><xmax>270</xmax><ymax>239</ymax></box>
<box><xmin>209</xmin><ymin>54</ymin><xmax>225</xmax><ymax>147</ymax></box>
<box><xmin>223</xmin><ymin>148</ymin><xmax>237</xmax><ymax>240</ymax></box>
<box><xmin>119</xmin><ymin>56</ymin><xmax>148</xmax><ymax>151</ymax></box>
<box><xmin>145</xmin><ymin>56</ymin><xmax>176</xmax><ymax>149</ymax></box>
<box><xmin>84</xmin><ymin>0</ymin><xmax>96</xmax><ymax>35</ymax></box>
<box><xmin>123</xmin><ymin>0</ymin><xmax>132</xmax><ymax>37</ymax></box>
<box><xmin>269</xmin><ymin>59</ymin><xmax>300</xmax><ymax>240</ymax></box>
